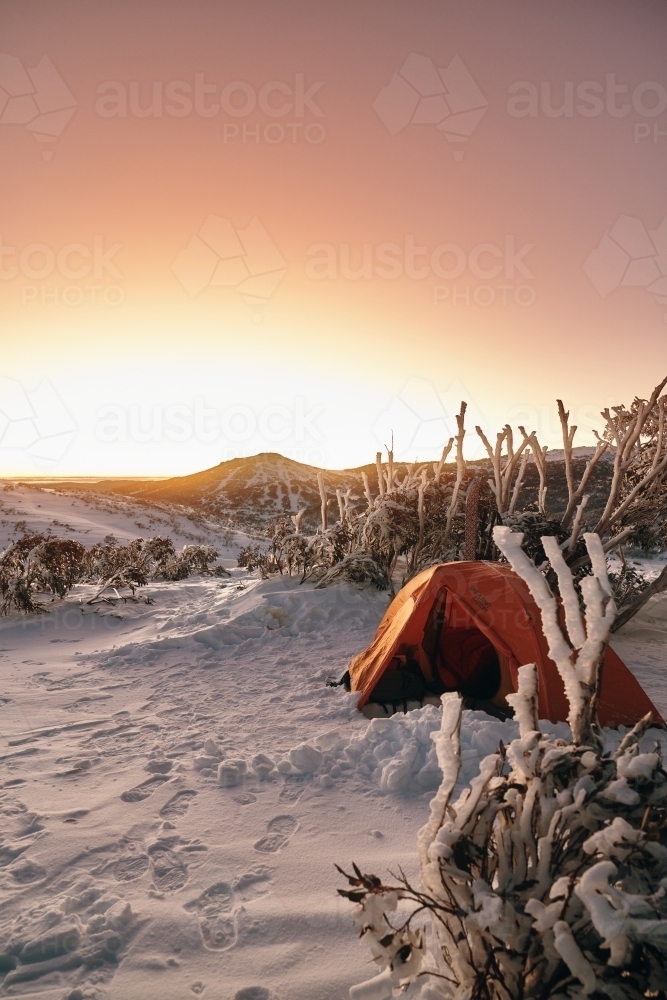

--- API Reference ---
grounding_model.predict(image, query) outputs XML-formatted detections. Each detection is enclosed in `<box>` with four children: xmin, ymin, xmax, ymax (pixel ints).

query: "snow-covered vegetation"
<box><xmin>341</xmin><ymin>528</ymin><xmax>667</xmax><ymax>1000</ymax></box>
<box><xmin>0</xmin><ymin>482</ymin><xmax>247</xmax><ymax>614</ymax></box>
<box><xmin>248</xmin><ymin>381</ymin><xmax>667</xmax><ymax>639</ymax></box>
<box><xmin>0</xmin><ymin>532</ymin><xmax>224</xmax><ymax>613</ymax></box>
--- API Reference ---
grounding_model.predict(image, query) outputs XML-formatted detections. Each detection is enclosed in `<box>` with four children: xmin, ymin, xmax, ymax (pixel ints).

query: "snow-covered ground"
<box><xmin>1</xmin><ymin>489</ymin><xmax>666</xmax><ymax>1000</ymax></box>
<box><xmin>0</xmin><ymin>482</ymin><xmax>251</xmax><ymax>561</ymax></box>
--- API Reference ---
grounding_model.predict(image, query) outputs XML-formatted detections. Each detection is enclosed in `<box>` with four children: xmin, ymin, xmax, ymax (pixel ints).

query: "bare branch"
<box><xmin>595</xmin><ymin>378</ymin><xmax>667</xmax><ymax>536</ymax></box>
<box><xmin>361</xmin><ymin>471</ymin><xmax>373</xmax><ymax>508</ymax></box>
<box><xmin>564</xmin><ymin>494</ymin><xmax>588</xmax><ymax>553</ymax></box>
<box><xmin>433</xmin><ymin>437</ymin><xmax>454</xmax><ymax>485</ymax></box>
<box><xmin>317</xmin><ymin>471</ymin><xmax>328</xmax><ymax>531</ymax></box>
<box><xmin>508</xmin><ymin>447</ymin><xmax>529</xmax><ymax>515</ymax></box>
<box><xmin>560</xmin><ymin>440</ymin><xmax>608</xmax><ymax>529</ymax></box>
<box><xmin>375</xmin><ymin>452</ymin><xmax>385</xmax><ymax>498</ymax></box>
<box><xmin>531</xmin><ymin>439</ymin><xmax>549</xmax><ymax>516</ymax></box>
<box><xmin>443</xmin><ymin>402</ymin><xmax>467</xmax><ymax>546</ymax></box>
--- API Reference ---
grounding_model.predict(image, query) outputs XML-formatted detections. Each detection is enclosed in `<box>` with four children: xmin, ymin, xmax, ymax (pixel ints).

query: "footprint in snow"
<box><xmin>148</xmin><ymin>843</ymin><xmax>188</xmax><ymax>891</ymax></box>
<box><xmin>160</xmin><ymin>789</ymin><xmax>197</xmax><ymax>818</ymax></box>
<box><xmin>120</xmin><ymin>775</ymin><xmax>170</xmax><ymax>802</ymax></box>
<box><xmin>278</xmin><ymin>776</ymin><xmax>310</xmax><ymax>804</ymax></box>
<box><xmin>0</xmin><ymin>843</ymin><xmax>28</xmax><ymax>867</ymax></box>
<box><xmin>145</xmin><ymin>759</ymin><xmax>173</xmax><ymax>774</ymax></box>
<box><xmin>234</xmin><ymin>867</ymin><xmax>271</xmax><ymax>901</ymax></box>
<box><xmin>185</xmin><ymin>881</ymin><xmax>237</xmax><ymax>950</ymax></box>
<box><xmin>114</xmin><ymin>854</ymin><xmax>150</xmax><ymax>881</ymax></box>
<box><xmin>253</xmin><ymin>815</ymin><xmax>298</xmax><ymax>854</ymax></box>
<box><xmin>185</xmin><ymin>869</ymin><xmax>271</xmax><ymax>951</ymax></box>
<box><xmin>9</xmin><ymin>858</ymin><xmax>46</xmax><ymax>883</ymax></box>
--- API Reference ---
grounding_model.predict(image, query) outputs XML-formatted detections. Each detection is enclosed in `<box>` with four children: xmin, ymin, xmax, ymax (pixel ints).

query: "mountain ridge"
<box><xmin>20</xmin><ymin>448</ymin><xmax>614</xmax><ymax>535</ymax></box>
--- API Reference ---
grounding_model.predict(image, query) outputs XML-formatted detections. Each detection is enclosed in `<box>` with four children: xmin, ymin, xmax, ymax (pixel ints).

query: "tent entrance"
<box><xmin>364</xmin><ymin>655</ymin><xmax>436</xmax><ymax>712</ymax></box>
<box><xmin>364</xmin><ymin>622</ymin><xmax>508</xmax><ymax>719</ymax></box>
<box><xmin>437</xmin><ymin>626</ymin><xmax>502</xmax><ymax>702</ymax></box>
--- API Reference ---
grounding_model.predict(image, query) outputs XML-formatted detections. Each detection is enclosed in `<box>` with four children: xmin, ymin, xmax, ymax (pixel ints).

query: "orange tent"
<box><xmin>348</xmin><ymin>561</ymin><xmax>663</xmax><ymax>728</ymax></box>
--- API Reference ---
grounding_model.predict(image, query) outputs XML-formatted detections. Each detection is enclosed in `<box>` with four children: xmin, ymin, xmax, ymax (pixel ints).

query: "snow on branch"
<box><xmin>493</xmin><ymin>525</ymin><xmax>614</xmax><ymax>745</ymax></box>
<box><xmin>417</xmin><ymin>692</ymin><xmax>462</xmax><ymax>872</ymax></box>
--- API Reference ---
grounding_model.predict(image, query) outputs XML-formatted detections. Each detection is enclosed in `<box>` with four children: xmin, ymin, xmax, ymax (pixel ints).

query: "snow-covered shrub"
<box><xmin>0</xmin><ymin>533</ymin><xmax>222</xmax><ymax>612</ymax></box>
<box><xmin>314</xmin><ymin>551</ymin><xmax>389</xmax><ymax>590</ymax></box>
<box><xmin>340</xmin><ymin>528</ymin><xmax>667</xmax><ymax>999</ymax></box>
<box><xmin>82</xmin><ymin>536</ymin><xmax>152</xmax><ymax>601</ymax></box>
<box><xmin>248</xmin><ymin>453</ymin><xmax>475</xmax><ymax>593</ymax></box>
<box><xmin>166</xmin><ymin>543</ymin><xmax>220</xmax><ymax>579</ymax></box>
<box><xmin>83</xmin><ymin>537</ymin><xmax>221</xmax><ymax>602</ymax></box>
<box><xmin>238</xmin><ymin>515</ymin><xmax>388</xmax><ymax>587</ymax></box>
<box><xmin>0</xmin><ymin>534</ymin><xmax>86</xmax><ymax>612</ymax></box>
<box><xmin>237</xmin><ymin>542</ymin><xmax>269</xmax><ymax>574</ymax></box>
<box><xmin>142</xmin><ymin>535</ymin><xmax>178</xmax><ymax>575</ymax></box>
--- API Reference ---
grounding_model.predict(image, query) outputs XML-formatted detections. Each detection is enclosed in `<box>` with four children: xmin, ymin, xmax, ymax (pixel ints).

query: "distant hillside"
<box><xmin>30</xmin><ymin>448</ymin><xmax>615</xmax><ymax>536</ymax></box>
<box><xmin>114</xmin><ymin>453</ymin><xmax>379</xmax><ymax>531</ymax></box>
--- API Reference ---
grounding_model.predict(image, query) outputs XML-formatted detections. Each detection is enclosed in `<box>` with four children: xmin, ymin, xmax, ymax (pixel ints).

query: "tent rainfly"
<box><xmin>347</xmin><ymin>561</ymin><xmax>663</xmax><ymax>727</ymax></box>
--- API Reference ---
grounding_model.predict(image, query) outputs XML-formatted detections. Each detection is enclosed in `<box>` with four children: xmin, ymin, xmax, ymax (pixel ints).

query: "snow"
<box><xmin>552</xmin><ymin>920</ymin><xmax>597</xmax><ymax>994</ymax></box>
<box><xmin>583</xmin><ymin>817</ymin><xmax>645</xmax><ymax>861</ymax></box>
<box><xmin>494</xmin><ymin>526</ymin><xmax>619</xmax><ymax>745</ymax></box>
<box><xmin>542</xmin><ymin>446</ymin><xmax>614</xmax><ymax>463</ymax></box>
<box><xmin>1</xmin><ymin>489</ymin><xmax>666</xmax><ymax>999</ymax></box>
<box><xmin>609</xmin><ymin>589</ymin><xmax>667</xmax><ymax>719</ymax></box>
<box><xmin>0</xmin><ymin>482</ymin><xmax>250</xmax><ymax>561</ymax></box>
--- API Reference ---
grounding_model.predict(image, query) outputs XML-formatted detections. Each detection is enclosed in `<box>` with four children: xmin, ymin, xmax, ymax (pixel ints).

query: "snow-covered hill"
<box><xmin>56</xmin><ymin>453</ymin><xmax>374</xmax><ymax>534</ymax></box>
<box><xmin>30</xmin><ymin>449</ymin><xmax>615</xmax><ymax>537</ymax></box>
<box><xmin>0</xmin><ymin>481</ymin><xmax>252</xmax><ymax>561</ymax></box>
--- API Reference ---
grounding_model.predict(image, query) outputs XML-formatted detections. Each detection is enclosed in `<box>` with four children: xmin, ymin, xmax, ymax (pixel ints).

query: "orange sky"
<box><xmin>1</xmin><ymin>0</ymin><xmax>667</xmax><ymax>475</ymax></box>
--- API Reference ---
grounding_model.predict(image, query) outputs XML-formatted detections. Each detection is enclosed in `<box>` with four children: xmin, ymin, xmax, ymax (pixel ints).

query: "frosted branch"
<box><xmin>506</xmin><ymin>663</ymin><xmax>540</xmax><ymax>737</ymax></box>
<box><xmin>541</xmin><ymin>535</ymin><xmax>586</xmax><ymax>649</ymax></box>
<box><xmin>417</xmin><ymin>692</ymin><xmax>462</xmax><ymax>872</ymax></box>
<box><xmin>493</xmin><ymin>526</ymin><xmax>615</xmax><ymax>744</ymax></box>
